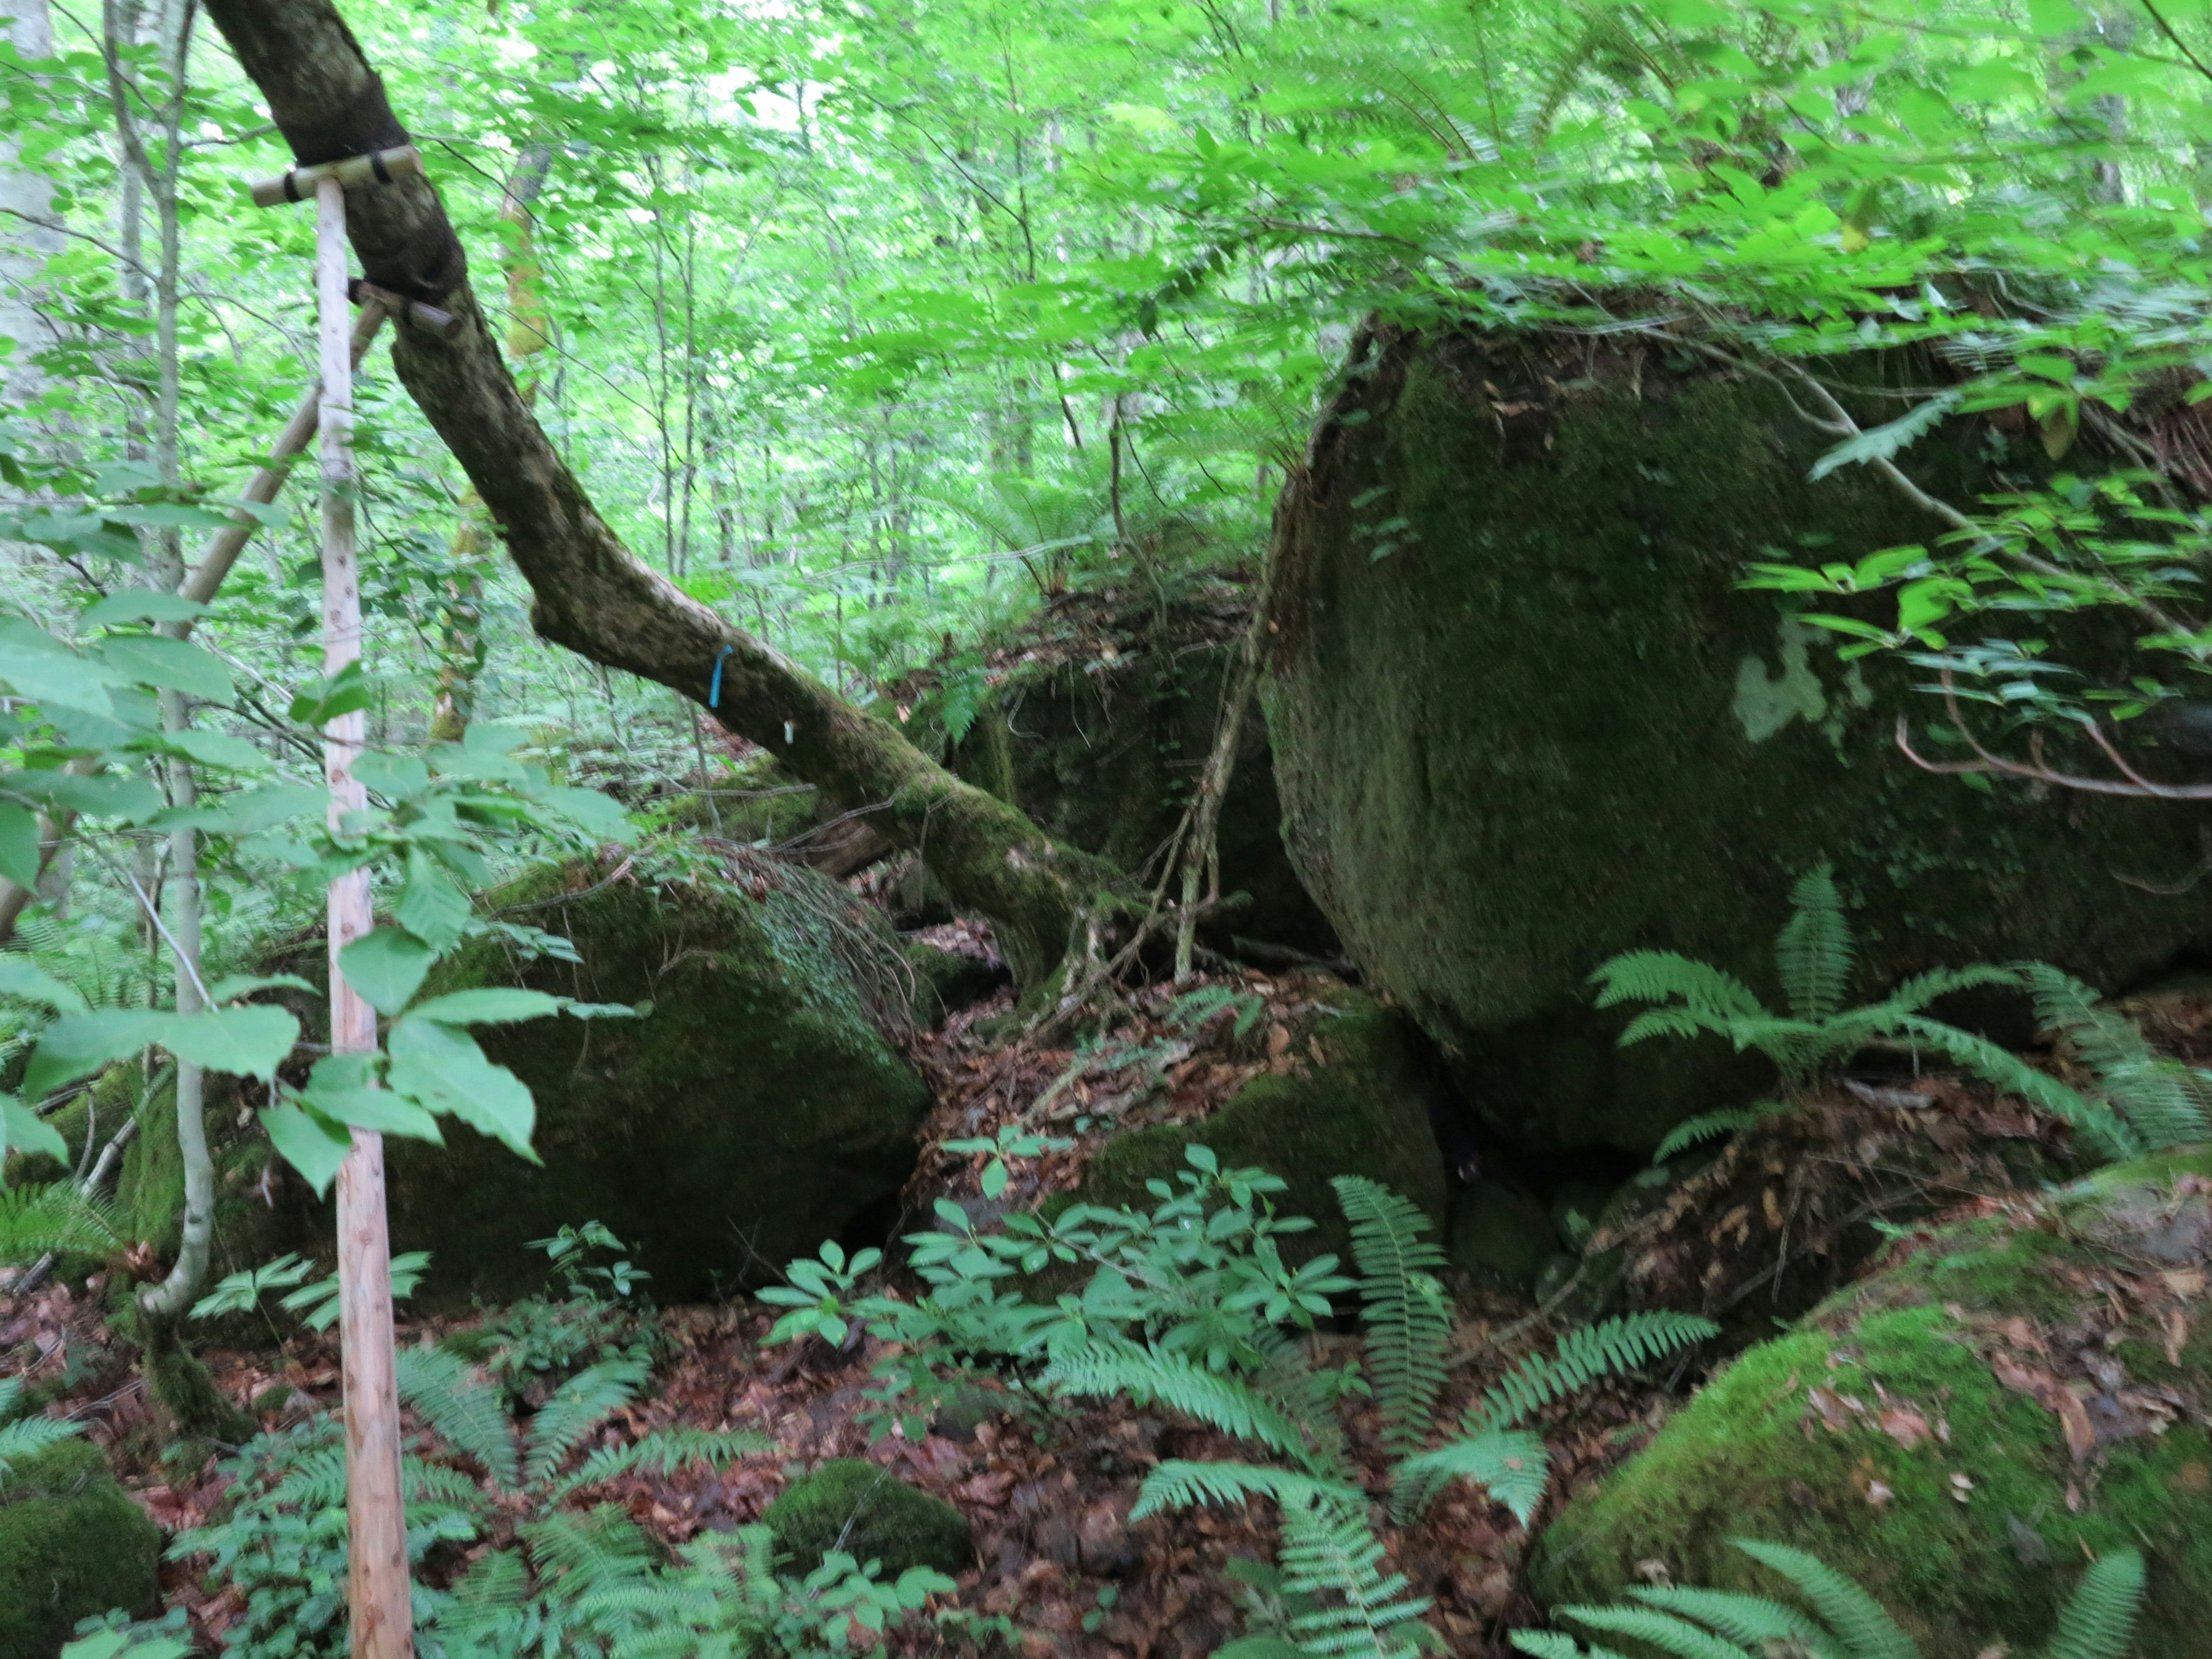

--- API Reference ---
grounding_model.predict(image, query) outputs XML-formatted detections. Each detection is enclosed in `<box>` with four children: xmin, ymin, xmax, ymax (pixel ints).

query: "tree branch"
<box><xmin>197</xmin><ymin>0</ymin><xmax>1110</xmax><ymax>987</ymax></box>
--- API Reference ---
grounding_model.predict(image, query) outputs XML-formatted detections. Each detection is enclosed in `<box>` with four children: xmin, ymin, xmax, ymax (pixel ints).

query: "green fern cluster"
<box><xmin>0</xmin><ymin>1374</ymin><xmax>81</xmax><ymax>1486</ymax></box>
<box><xmin>1594</xmin><ymin>863</ymin><xmax>2207</xmax><ymax>1165</ymax></box>
<box><xmin>1047</xmin><ymin>1177</ymin><xmax>1718</xmax><ymax>1659</ymax></box>
<box><xmin>1515</xmin><ymin>1537</ymin><xmax>2144</xmax><ymax>1659</ymax></box>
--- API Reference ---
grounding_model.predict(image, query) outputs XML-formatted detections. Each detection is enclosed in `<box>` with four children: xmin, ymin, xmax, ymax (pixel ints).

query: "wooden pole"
<box><xmin>315</xmin><ymin>173</ymin><xmax>411</xmax><ymax>1659</ymax></box>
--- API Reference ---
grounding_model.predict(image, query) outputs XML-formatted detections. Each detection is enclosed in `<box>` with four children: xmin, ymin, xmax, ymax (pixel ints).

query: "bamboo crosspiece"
<box><xmin>252</xmin><ymin>153</ymin><xmax>421</xmax><ymax>1659</ymax></box>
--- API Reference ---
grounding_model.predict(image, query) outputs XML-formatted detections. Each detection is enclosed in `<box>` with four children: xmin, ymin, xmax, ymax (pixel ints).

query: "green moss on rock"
<box><xmin>762</xmin><ymin>1458</ymin><xmax>973</xmax><ymax>1578</ymax></box>
<box><xmin>383</xmin><ymin>859</ymin><xmax>932</xmax><ymax>1304</ymax></box>
<box><xmin>1067</xmin><ymin>990</ymin><xmax>1448</xmax><ymax>1262</ymax></box>
<box><xmin>1263</xmin><ymin>324</ymin><xmax>2212</xmax><ymax>1152</ymax></box>
<box><xmin>954</xmin><ymin>624</ymin><xmax>1335</xmax><ymax>955</ymax></box>
<box><xmin>1529</xmin><ymin>1149</ymin><xmax>2212</xmax><ymax>1656</ymax></box>
<box><xmin>0</xmin><ymin>1439</ymin><xmax>161</xmax><ymax>1659</ymax></box>
<box><xmin>1449</xmin><ymin>1183</ymin><xmax>1553</xmax><ymax>1293</ymax></box>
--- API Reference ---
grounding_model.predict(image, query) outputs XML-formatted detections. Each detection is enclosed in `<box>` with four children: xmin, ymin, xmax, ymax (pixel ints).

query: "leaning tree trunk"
<box><xmin>197</xmin><ymin>0</ymin><xmax>1108</xmax><ymax>990</ymax></box>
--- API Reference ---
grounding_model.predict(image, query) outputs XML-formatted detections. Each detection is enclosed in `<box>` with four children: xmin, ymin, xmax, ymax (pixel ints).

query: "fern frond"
<box><xmin>1728</xmin><ymin>1539</ymin><xmax>1918</xmax><ymax>1659</ymax></box>
<box><xmin>0</xmin><ymin>1181</ymin><xmax>120</xmax><ymax>1264</ymax></box>
<box><xmin>1472</xmin><ymin>1313</ymin><xmax>1717</xmax><ymax>1431</ymax></box>
<box><xmin>521</xmin><ymin>1505</ymin><xmax>659</xmax><ymax>1599</ymax></box>
<box><xmin>2046</xmin><ymin>1547</ymin><xmax>2145</xmax><ymax>1659</ymax></box>
<box><xmin>524</xmin><ymin>1357</ymin><xmax>650</xmax><ymax>1486</ymax></box>
<box><xmin>1630</xmin><ymin>1585</ymin><xmax>1840</xmax><ymax>1656</ymax></box>
<box><xmin>1509</xmin><ymin>1635</ymin><xmax>1637</xmax><ymax>1659</ymax></box>
<box><xmin>1130</xmin><ymin>1458</ymin><xmax>1358</xmax><ymax>1521</ymax></box>
<box><xmin>2018</xmin><ymin>963</ymin><xmax>2211</xmax><ymax>1152</ymax></box>
<box><xmin>439</xmin><ymin>1544</ymin><xmax>532</xmax><ymax>1637</ymax></box>
<box><xmin>1881</xmin><ymin>963</ymin><xmax>2020</xmax><ymax>1012</ymax></box>
<box><xmin>1590</xmin><ymin>952</ymin><xmax>1766</xmax><ymax>1021</ymax></box>
<box><xmin>1390</xmin><ymin>1426</ymin><xmax>1550</xmax><ymax>1524</ymax></box>
<box><xmin>267</xmin><ymin>1442</ymin><xmax>350</xmax><ymax>1509</ymax></box>
<box><xmin>1334</xmin><ymin>1176</ymin><xmax>1450</xmax><ymax>1454</ymax></box>
<box><xmin>1618</xmin><ymin>1007</ymin><xmax>1732</xmax><ymax>1048</ymax></box>
<box><xmin>1558</xmin><ymin>1605</ymin><xmax>1760</xmax><ymax>1659</ymax></box>
<box><xmin>1774</xmin><ymin>865</ymin><xmax>1854</xmax><ymax>1021</ymax></box>
<box><xmin>1275</xmin><ymin>1487</ymin><xmax>1431</xmax><ymax>1659</ymax></box>
<box><xmin>0</xmin><ymin>1376</ymin><xmax>82</xmax><ymax>1484</ymax></box>
<box><xmin>396</xmin><ymin>1344</ymin><xmax>520</xmax><ymax>1491</ymax></box>
<box><xmin>1047</xmin><ymin>1344</ymin><xmax>1328</xmax><ymax>1472</ymax></box>
<box><xmin>1651</xmin><ymin>1106</ymin><xmax>1779</xmax><ymax>1165</ymax></box>
<box><xmin>547</xmin><ymin>1425</ymin><xmax>771</xmax><ymax>1505</ymax></box>
<box><xmin>1889</xmin><ymin>1015</ymin><xmax>2141</xmax><ymax>1161</ymax></box>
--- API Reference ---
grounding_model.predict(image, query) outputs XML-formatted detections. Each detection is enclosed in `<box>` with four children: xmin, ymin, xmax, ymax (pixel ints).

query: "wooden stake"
<box><xmin>315</xmin><ymin>173</ymin><xmax>412</xmax><ymax>1659</ymax></box>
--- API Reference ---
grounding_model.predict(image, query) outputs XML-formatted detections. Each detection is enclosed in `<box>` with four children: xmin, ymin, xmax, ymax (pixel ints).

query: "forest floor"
<box><xmin>2</xmin><ymin>938</ymin><xmax>2170</xmax><ymax>1657</ymax></box>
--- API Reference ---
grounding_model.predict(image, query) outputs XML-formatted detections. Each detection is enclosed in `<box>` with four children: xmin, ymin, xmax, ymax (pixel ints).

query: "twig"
<box><xmin>1894</xmin><ymin>671</ymin><xmax>2212</xmax><ymax>799</ymax></box>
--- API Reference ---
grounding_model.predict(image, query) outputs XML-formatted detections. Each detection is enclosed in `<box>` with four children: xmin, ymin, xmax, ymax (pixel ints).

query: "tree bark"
<box><xmin>198</xmin><ymin>0</ymin><xmax>1107</xmax><ymax>989</ymax></box>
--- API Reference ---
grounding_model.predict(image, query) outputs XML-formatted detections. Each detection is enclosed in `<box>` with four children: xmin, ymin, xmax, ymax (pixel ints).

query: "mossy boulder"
<box><xmin>382</xmin><ymin>859</ymin><xmax>932</xmax><ymax>1303</ymax></box>
<box><xmin>1066</xmin><ymin>989</ymin><xmax>1449</xmax><ymax>1261</ymax></box>
<box><xmin>1263</xmin><ymin>323</ymin><xmax>2212</xmax><ymax>1152</ymax></box>
<box><xmin>762</xmin><ymin>1458</ymin><xmax>973</xmax><ymax>1577</ymax></box>
<box><xmin>0</xmin><ymin>1438</ymin><xmax>162</xmax><ymax>1659</ymax></box>
<box><xmin>948</xmin><ymin>607</ymin><xmax>1335</xmax><ymax>955</ymax></box>
<box><xmin>1529</xmin><ymin>1149</ymin><xmax>2212</xmax><ymax>1655</ymax></box>
<box><xmin>1448</xmin><ymin>1182</ymin><xmax>1553</xmax><ymax>1293</ymax></box>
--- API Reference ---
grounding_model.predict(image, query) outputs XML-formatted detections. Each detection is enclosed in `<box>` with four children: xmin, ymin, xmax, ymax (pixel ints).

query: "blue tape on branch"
<box><xmin>708</xmin><ymin>643</ymin><xmax>733</xmax><ymax>709</ymax></box>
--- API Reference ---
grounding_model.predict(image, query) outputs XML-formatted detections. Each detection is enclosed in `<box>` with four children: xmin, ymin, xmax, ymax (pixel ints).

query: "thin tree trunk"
<box><xmin>0</xmin><ymin>0</ymin><xmax>59</xmax><ymax>406</ymax></box>
<box><xmin>316</xmin><ymin>174</ymin><xmax>411</xmax><ymax>1658</ymax></box>
<box><xmin>198</xmin><ymin>0</ymin><xmax>1112</xmax><ymax>989</ymax></box>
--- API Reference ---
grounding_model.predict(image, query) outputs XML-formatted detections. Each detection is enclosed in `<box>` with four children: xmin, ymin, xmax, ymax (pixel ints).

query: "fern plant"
<box><xmin>1593</xmin><ymin>863</ymin><xmax>2202</xmax><ymax>1164</ymax></box>
<box><xmin>1514</xmin><ymin>1536</ymin><xmax>2145</xmax><ymax>1659</ymax></box>
<box><xmin>1046</xmin><ymin>1178</ymin><xmax>1718</xmax><ymax>1659</ymax></box>
<box><xmin>0</xmin><ymin>1373</ymin><xmax>81</xmax><ymax>1485</ymax></box>
<box><xmin>172</xmin><ymin>1350</ymin><xmax>765</xmax><ymax>1659</ymax></box>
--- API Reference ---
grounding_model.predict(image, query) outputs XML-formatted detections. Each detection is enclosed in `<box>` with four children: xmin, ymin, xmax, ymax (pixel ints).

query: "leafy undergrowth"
<box><xmin>4</xmin><ymin>960</ymin><xmax>2192</xmax><ymax>1658</ymax></box>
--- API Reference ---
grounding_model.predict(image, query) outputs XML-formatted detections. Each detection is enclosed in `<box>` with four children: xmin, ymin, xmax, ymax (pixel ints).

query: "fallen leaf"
<box><xmin>2166</xmin><ymin>1309</ymin><xmax>2190</xmax><ymax>1367</ymax></box>
<box><xmin>1879</xmin><ymin>1405</ymin><xmax>1931</xmax><ymax>1449</ymax></box>
<box><xmin>1806</xmin><ymin>1386</ymin><xmax>1850</xmax><ymax>1433</ymax></box>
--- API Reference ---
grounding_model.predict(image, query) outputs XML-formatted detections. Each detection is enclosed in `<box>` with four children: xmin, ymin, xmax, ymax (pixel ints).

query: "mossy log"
<box><xmin>1263</xmin><ymin>323</ymin><xmax>2212</xmax><ymax>1152</ymax></box>
<box><xmin>1529</xmin><ymin>1149</ymin><xmax>2212</xmax><ymax>1654</ymax></box>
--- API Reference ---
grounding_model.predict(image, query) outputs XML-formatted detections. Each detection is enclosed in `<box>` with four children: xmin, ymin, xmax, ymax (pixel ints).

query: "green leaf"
<box><xmin>79</xmin><ymin>591</ymin><xmax>206</xmax><ymax>627</ymax></box>
<box><xmin>387</xmin><ymin>1017</ymin><xmax>539</xmax><ymax>1161</ymax></box>
<box><xmin>160</xmin><ymin>1006</ymin><xmax>300</xmax><ymax>1080</ymax></box>
<box><xmin>2</xmin><ymin>1092</ymin><xmax>68</xmax><ymax>1168</ymax></box>
<box><xmin>395</xmin><ymin>849</ymin><xmax>470</xmax><ymax>952</ymax></box>
<box><xmin>151</xmin><ymin>781</ymin><xmax>324</xmax><ymax>834</ymax></box>
<box><xmin>400</xmin><ymin>987</ymin><xmax>566</xmax><ymax>1027</ymax></box>
<box><xmin>204</xmin><ymin>972</ymin><xmax>316</xmax><ymax>1002</ymax></box>
<box><xmin>0</xmin><ymin>801</ymin><xmax>38</xmax><ymax>888</ymax></box>
<box><xmin>261</xmin><ymin>1100</ymin><xmax>353</xmax><ymax>1196</ymax></box>
<box><xmin>99</xmin><ymin>634</ymin><xmax>234</xmax><ymax>702</ymax></box>
<box><xmin>338</xmin><ymin>926</ymin><xmax>437</xmax><ymax>1018</ymax></box>
<box><xmin>289</xmin><ymin>660</ymin><xmax>376</xmax><ymax>726</ymax></box>
<box><xmin>296</xmin><ymin>1054</ymin><xmax>442</xmax><ymax>1143</ymax></box>
<box><xmin>0</xmin><ymin>957</ymin><xmax>89</xmax><ymax>1014</ymax></box>
<box><xmin>529</xmin><ymin>784</ymin><xmax>632</xmax><ymax>842</ymax></box>
<box><xmin>1807</xmin><ymin>392</ymin><xmax>1959</xmax><ymax>482</ymax></box>
<box><xmin>25</xmin><ymin>1009</ymin><xmax>171</xmax><ymax>1093</ymax></box>
<box><xmin>130</xmin><ymin>728</ymin><xmax>270</xmax><ymax>771</ymax></box>
<box><xmin>6</xmin><ymin>768</ymin><xmax>165</xmax><ymax>822</ymax></box>
<box><xmin>0</xmin><ymin>649</ymin><xmax>120</xmax><ymax>717</ymax></box>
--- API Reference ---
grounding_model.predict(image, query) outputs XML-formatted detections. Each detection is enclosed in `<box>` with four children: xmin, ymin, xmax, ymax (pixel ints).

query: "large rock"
<box><xmin>0</xmin><ymin>1438</ymin><xmax>162</xmax><ymax>1659</ymax></box>
<box><xmin>1065</xmin><ymin>987</ymin><xmax>1450</xmax><ymax>1263</ymax></box>
<box><xmin>1529</xmin><ymin>1149</ymin><xmax>2212</xmax><ymax>1656</ymax></box>
<box><xmin>1263</xmin><ymin>323</ymin><xmax>2212</xmax><ymax>1151</ymax></box>
<box><xmin>944</xmin><ymin>590</ymin><xmax>1336</xmax><ymax>956</ymax></box>
<box><xmin>384</xmin><ymin>858</ymin><xmax>932</xmax><ymax>1302</ymax></box>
